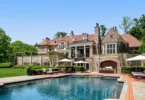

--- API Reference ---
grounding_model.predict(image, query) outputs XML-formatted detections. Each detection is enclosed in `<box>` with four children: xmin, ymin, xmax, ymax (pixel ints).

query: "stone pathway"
<box><xmin>132</xmin><ymin>82</ymin><xmax>145</xmax><ymax>100</ymax></box>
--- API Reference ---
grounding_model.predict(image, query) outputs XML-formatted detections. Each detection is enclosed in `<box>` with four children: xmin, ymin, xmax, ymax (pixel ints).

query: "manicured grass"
<box><xmin>0</xmin><ymin>68</ymin><xmax>27</xmax><ymax>78</ymax></box>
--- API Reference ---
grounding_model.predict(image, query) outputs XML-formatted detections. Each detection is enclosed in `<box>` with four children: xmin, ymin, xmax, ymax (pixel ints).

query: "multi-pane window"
<box><xmin>58</xmin><ymin>42</ymin><xmax>67</xmax><ymax>49</ymax></box>
<box><xmin>39</xmin><ymin>46</ymin><xmax>44</xmax><ymax>49</ymax></box>
<box><xmin>107</xmin><ymin>44</ymin><xmax>115</xmax><ymax>54</ymax></box>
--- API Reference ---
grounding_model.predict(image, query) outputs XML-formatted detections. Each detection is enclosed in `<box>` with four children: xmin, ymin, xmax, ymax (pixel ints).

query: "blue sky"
<box><xmin>0</xmin><ymin>0</ymin><xmax>145</xmax><ymax>45</ymax></box>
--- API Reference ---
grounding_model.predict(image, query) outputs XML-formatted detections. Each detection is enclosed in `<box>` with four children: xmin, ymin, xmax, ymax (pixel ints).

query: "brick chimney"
<box><xmin>70</xmin><ymin>31</ymin><xmax>74</xmax><ymax>37</ymax></box>
<box><xmin>94</xmin><ymin>23</ymin><xmax>101</xmax><ymax>54</ymax></box>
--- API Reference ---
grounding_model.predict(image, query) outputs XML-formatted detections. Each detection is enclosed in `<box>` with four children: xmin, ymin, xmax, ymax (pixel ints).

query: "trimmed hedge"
<box><xmin>57</xmin><ymin>66</ymin><xmax>85</xmax><ymax>72</ymax></box>
<box><xmin>121</xmin><ymin>66</ymin><xmax>145</xmax><ymax>74</ymax></box>
<box><xmin>0</xmin><ymin>63</ymin><xmax>12</xmax><ymax>68</ymax></box>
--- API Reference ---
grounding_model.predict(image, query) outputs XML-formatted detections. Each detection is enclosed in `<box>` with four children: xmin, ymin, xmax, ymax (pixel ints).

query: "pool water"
<box><xmin>0</xmin><ymin>76</ymin><xmax>123</xmax><ymax>100</ymax></box>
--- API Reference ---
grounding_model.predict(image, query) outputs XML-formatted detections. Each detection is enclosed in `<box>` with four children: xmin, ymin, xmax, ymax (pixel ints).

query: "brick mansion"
<box><xmin>17</xmin><ymin>23</ymin><xmax>142</xmax><ymax>73</ymax></box>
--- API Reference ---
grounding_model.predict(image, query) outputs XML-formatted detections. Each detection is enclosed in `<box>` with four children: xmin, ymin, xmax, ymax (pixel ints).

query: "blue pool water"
<box><xmin>0</xmin><ymin>76</ymin><xmax>123</xmax><ymax>100</ymax></box>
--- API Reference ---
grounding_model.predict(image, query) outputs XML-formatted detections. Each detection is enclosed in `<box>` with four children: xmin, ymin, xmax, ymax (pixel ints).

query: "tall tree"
<box><xmin>0</xmin><ymin>28</ymin><xmax>11</xmax><ymax>62</ymax></box>
<box><xmin>139</xmin><ymin>36</ymin><xmax>145</xmax><ymax>53</ymax></box>
<box><xmin>100</xmin><ymin>25</ymin><xmax>108</xmax><ymax>36</ymax></box>
<box><xmin>47</xmin><ymin>51</ymin><xmax>64</xmax><ymax>67</ymax></box>
<box><xmin>45</xmin><ymin>37</ymin><xmax>50</xmax><ymax>40</ymax></box>
<box><xmin>119</xmin><ymin>16</ymin><xmax>133</xmax><ymax>33</ymax></box>
<box><xmin>129</xmin><ymin>15</ymin><xmax>145</xmax><ymax>40</ymax></box>
<box><xmin>10</xmin><ymin>41</ymin><xmax>38</xmax><ymax>63</ymax></box>
<box><xmin>55</xmin><ymin>32</ymin><xmax>67</xmax><ymax>38</ymax></box>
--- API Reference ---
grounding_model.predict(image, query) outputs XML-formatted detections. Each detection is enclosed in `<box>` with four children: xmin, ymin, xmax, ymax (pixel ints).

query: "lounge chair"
<box><xmin>131</xmin><ymin>71</ymin><xmax>145</xmax><ymax>78</ymax></box>
<box><xmin>59</xmin><ymin>68</ymin><xmax>66</xmax><ymax>73</ymax></box>
<box><xmin>42</xmin><ymin>68</ymin><xmax>53</xmax><ymax>74</ymax></box>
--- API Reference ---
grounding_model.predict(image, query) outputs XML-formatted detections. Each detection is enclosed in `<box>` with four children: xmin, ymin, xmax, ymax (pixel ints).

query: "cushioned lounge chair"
<box><xmin>42</xmin><ymin>68</ymin><xmax>53</xmax><ymax>74</ymax></box>
<box><xmin>131</xmin><ymin>71</ymin><xmax>145</xmax><ymax>78</ymax></box>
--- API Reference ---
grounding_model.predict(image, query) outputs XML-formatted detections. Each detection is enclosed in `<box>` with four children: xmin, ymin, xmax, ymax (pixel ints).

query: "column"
<box><xmin>115</xmin><ymin>43</ymin><xmax>117</xmax><ymax>54</ymax></box>
<box><xmin>84</xmin><ymin>46</ymin><xmax>86</xmax><ymax>57</ymax></box>
<box><xmin>89</xmin><ymin>46</ymin><xmax>93</xmax><ymax>57</ymax></box>
<box><xmin>75</xmin><ymin>46</ymin><xmax>77</xmax><ymax>58</ymax></box>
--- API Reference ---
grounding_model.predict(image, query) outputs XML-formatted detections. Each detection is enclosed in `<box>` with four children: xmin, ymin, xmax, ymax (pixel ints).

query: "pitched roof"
<box><xmin>39</xmin><ymin>34</ymin><xmax>142</xmax><ymax>47</ymax></box>
<box><xmin>120</xmin><ymin>34</ymin><xmax>142</xmax><ymax>47</ymax></box>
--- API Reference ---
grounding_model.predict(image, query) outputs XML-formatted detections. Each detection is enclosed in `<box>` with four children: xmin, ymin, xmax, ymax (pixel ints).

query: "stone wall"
<box><xmin>17</xmin><ymin>55</ymin><xmax>49</xmax><ymax>65</ymax></box>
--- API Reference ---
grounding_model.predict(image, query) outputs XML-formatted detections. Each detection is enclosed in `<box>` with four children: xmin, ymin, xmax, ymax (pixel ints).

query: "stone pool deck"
<box><xmin>122</xmin><ymin>75</ymin><xmax>145</xmax><ymax>100</ymax></box>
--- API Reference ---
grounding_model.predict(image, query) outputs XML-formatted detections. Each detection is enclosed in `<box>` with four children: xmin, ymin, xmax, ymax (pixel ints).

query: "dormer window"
<box><xmin>110</xmin><ymin>35</ymin><xmax>113</xmax><ymax>39</ymax></box>
<box><xmin>72</xmin><ymin>38</ymin><xmax>76</xmax><ymax>41</ymax></box>
<box><xmin>83</xmin><ymin>33</ymin><xmax>88</xmax><ymax>40</ymax></box>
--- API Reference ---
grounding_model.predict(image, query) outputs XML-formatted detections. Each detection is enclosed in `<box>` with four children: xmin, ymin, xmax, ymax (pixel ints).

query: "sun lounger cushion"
<box><xmin>131</xmin><ymin>72</ymin><xmax>145</xmax><ymax>77</ymax></box>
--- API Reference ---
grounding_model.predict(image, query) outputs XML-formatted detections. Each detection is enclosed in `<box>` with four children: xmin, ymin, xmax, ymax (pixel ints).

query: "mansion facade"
<box><xmin>18</xmin><ymin>23</ymin><xmax>142</xmax><ymax>73</ymax></box>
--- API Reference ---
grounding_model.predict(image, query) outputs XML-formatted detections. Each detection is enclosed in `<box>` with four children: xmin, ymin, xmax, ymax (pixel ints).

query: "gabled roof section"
<box><xmin>120</xmin><ymin>34</ymin><xmax>142</xmax><ymax>47</ymax></box>
<box><xmin>102</xmin><ymin>28</ymin><xmax>125</xmax><ymax>43</ymax></box>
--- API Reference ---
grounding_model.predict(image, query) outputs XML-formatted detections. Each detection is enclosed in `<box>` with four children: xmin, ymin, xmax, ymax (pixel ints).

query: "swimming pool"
<box><xmin>0</xmin><ymin>76</ymin><xmax>123</xmax><ymax>100</ymax></box>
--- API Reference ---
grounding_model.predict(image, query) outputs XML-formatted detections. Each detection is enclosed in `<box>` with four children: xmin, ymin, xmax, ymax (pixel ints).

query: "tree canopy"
<box><xmin>10</xmin><ymin>40</ymin><xmax>38</xmax><ymax>56</ymax></box>
<box><xmin>0</xmin><ymin>28</ymin><xmax>11</xmax><ymax>62</ymax></box>
<box><xmin>119</xmin><ymin>16</ymin><xmax>133</xmax><ymax>33</ymax></box>
<box><xmin>100</xmin><ymin>25</ymin><xmax>108</xmax><ymax>36</ymax></box>
<box><xmin>129</xmin><ymin>15</ymin><xmax>145</xmax><ymax>40</ymax></box>
<box><xmin>55</xmin><ymin>32</ymin><xmax>67</xmax><ymax>38</ymax></box>
<box><xmin>45</xmin><ymin>37</ymin><xmax>50</xmax><ymax>40</ymax></box>
<box><xmin>47</xmin><ymin>51</ymin><xmax>64</xmax><ymax>67</ymax></box>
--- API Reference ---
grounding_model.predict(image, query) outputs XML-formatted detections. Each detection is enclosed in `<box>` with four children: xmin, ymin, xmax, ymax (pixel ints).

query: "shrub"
<box><xmin>26</xmin><ymin>66</ymin><xmax>33</xmax><ymax>75</ymax></box>
<box><xmin>0</xmin><ymin>63</ymin><xmax>12</xmax><ymax>68</ymax></box>
<box><xmin>72</xmin><ymin>66</ymin><xmax>85</xmax><ymax>71</ymax></box>
<box><xmin>121</xmin><ymin>66</ymin><xmax>145</xmax><ymax>74</ymax></box>
<box><xmin>35</xmin><ymin>62</ymin><xmax>40</xmax><ymax>66</ymax></box>
<box><xmin>31</xmin><ymin>66</ymin><xmax>49</xmax><ymax>70</ymax></box>
<box><xmin>57</xmin><ymin>66</ymin><xmax>84</xmax><ymax>72</ymax></box>
<box><xmin>24</xmin><ymin>62</ymin><xmax>30</xmax><ymax>65</ymax></box>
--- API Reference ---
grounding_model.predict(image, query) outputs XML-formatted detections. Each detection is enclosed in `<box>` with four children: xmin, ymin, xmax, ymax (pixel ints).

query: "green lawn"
<box><xmin>0</xmin><ymin>68</ymin><xmax>26</xmax><ymax>78</ymax></box>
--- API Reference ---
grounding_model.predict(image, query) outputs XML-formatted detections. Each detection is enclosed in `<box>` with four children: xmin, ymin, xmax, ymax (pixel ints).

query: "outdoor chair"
<box><xmin>59</xmin><ymin>68</ymin><xmax>66</xmax><ymax>73</ymax></box>
<box><xmin>131</xmin><ymin>70</ymin><xmax>145</xmax><ymax>78</ymax></box>
<box><xmin>42</xmin><ymin>68</ymin><xmax>53</xmax><ymax>74</ymax></box>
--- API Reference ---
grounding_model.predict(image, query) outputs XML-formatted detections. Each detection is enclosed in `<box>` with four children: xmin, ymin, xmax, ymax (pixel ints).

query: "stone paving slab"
<box><xmin>133</xmin><ymin>82</ymin><xmax>145</xmax><ymax>100</ymax></box>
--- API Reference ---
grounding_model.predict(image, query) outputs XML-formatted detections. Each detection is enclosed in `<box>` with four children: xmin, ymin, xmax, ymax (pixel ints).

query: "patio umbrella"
<box><xmin>126</xmin><ymin>55</ymin><xmax>145</xmax><ymax>61</ymax></box>
<box><xmin>126</xmin><ymin>55</ymin><xmax>145</xmax><ymax>71</ymax></box>
<box><xmin>73</xmin><ymin>61</ymin><xmax>89</xmax><ymax>64</ymax></box>
<box><xmin>57</xmin><ymin>59</ymin><xmax>73</xmax><ymax>66</ymax></box>
<box><xmin>57</xmin><ymin>59</ymin><xmax>73</xmax><ymax>62</ymax></box>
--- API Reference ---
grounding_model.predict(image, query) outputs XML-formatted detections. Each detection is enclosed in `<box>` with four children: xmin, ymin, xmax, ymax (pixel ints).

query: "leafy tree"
<box><xmin>34</xmin><ymin>43</ymin><xmax>38</xmax><ymax>47</ymax></box>
<box><xmin>55</xmin><ymin>32</ymin><xmax>67</xmax><ymax>38</ymax></box>
<box><xmin>139</xmin><ymin>36</ymin><xmax>145</xmax><ymax>53</ymax></box>
<box><xmin>45</xmin><ymin>37</ymin><xmax>50</xmax><ymax>40</ymax></box>
<box><xmin>0</xmin><ymin>28</ymin><xmax>11</xmax><ymax>62</ymax></box>
<box><xmin>129</xmin><ymin>15</ymin><xmax>145</xmax><ymax>40</ymax></box>
<box><xmin>100</xmin><ymin>25</ymin><xmax>108</xmax><ymax>36</ymax></box>
<box><xmin>47</xmin><ymin>51</ymin><xmax>64</xmax><ymax>67</ymax></box>
<box><xmin>10</xmin><ymin>41</ymin><xmax>38</xmax><ymax>63</ymax></box>
<box><xmin>119</xmin><ymin>16</ymin><xmax>133</xmax><ymax>33</ymax></box>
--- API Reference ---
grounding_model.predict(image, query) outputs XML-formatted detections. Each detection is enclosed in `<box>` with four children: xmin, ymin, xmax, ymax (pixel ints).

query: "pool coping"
<box><xmin>0</xmin><ymin>74</ymin><xmax>71</xmax><ymax>86</ymax></box>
